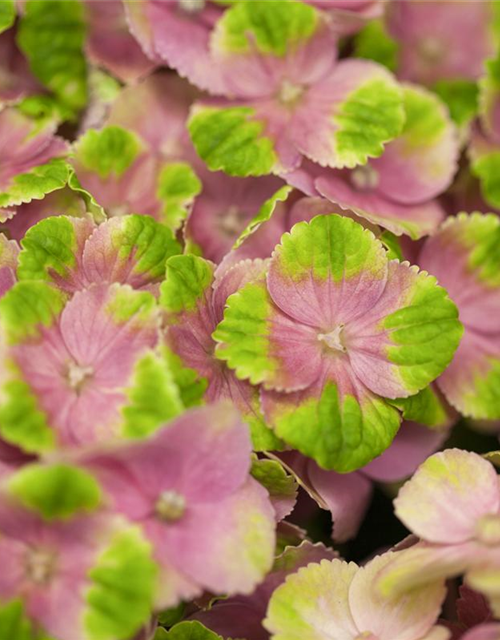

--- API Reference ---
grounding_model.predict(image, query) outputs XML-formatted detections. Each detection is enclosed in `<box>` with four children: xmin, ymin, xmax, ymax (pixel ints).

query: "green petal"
<box><xmin>0</xmin><ymin>601</ymin><xmax>45</xmax><ymax>640</ymax></box>
<box><xmin>332</xmin><ymin>74</ymin><xmax>404</xmax><ymax>168</ymax></box>
<box><xmin>354</xmin><ymin>19</ymin><xmax>399</xmax><ymax>71</ymax></box>
<box><xmin>188</xmin><ymin>106</ymin><xmax>277</xmax><ymax>177</ymax></box>
<box><xmin>67</xmin><ymin>169</ymin><xmax>106</xmax><ymax>221</ymax></box>
<box><xmin>160</xmin><ymin>254</ymin><xmax>215</xmax><ymax>314</ymax></box>
<box><xmin>471</xmin><ymin>150</ymin><xmax>500</xmax><ymax>210</ymax></box>
<box><xmin>273</xmin><ymin>382</ymin><xmax>401</xmax><ymax>472</ymax></box>
<box><xmin>17</xmin><ymin>216</ymin><xmax>84</xmax><ymax>283</ymax></box>
<box><xmin>7</xmin><ymin>464</ymin><xmax>101</xmax><ymax>520</ymax></box>
<box><xmin>85</xmin><ymin>527</ymin><xmax>157</xmax><ymax>640</ymax></box>
<box><xmin>0</xmin><ymin>0</ymin><xmax>15</xmax><ymax>34</ymax></box>
<box><xmin>251</xmin><ymin>456</ymin><xmax>297</xmax><ymax>505</ymax></box>
<box><xmin>121</xmin><ymin>350</ymin><xmax>184</xmax><ymax>439</ymax></box>
<box><xmin>0</xmin><ymin>280</ymin><xmax>66</xmax><ymax>344</ymax></box>
<box><xmin>157</xmin><ymin>162</ymin><xmax>202</xmax><ymax>231</ymax></box>
<box><xmin>212</xmin><ymin>0</ymin><xmax>318</xmax><ymax>56</ymax></box>
<box><xmin>433</xmin><ymin>79</ymin><xmax>478</xmax><ymax>127</ymax></box>
<box><xmin>163</xmin><ymin>348</ymin><xmax>208</xmax><ymax>409</ymax></box>
<box><xmin>388</xmin><ymin>385</ymin><xmax>452</xmax><ymax>429</ymax></box>
<box><xmin>233</xmin><ymin>185</ymin><xmax>292</xmax><ymax>250</ymax></box>
<box><xmin>0</xmin><ymin>158</ymin><xmax>70</xmax><ymax>213</ymax></box>
<box><xmin>17</xmin><ymin>0</ymin><xmax>88</xmax><ymax>113</ymax></box>
<box><xmin>162</xmin><ymin>621</ymin><xmax>222</xmax><ymax>640</ymax></box>
<box><xmin>73</xmin><ymin>126</ymin><xmax>143</xmax><ymax>180</ymax></box>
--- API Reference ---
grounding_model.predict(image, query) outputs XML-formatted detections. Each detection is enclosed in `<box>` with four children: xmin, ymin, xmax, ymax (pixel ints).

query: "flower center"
<box><xmin>350</xmin><ymin>165</ymin><xmax>379</xmax><ymax>192</ymax></box>
<box><xmin>476</xmin><ymin>513</ymin><xmax>500</xmax><ymax>546</ymax></box>
<box><xmin>355</xmin><ymin>634</ymin><xmax>379</xmax><ymax>640</ymax></box>
<box><xmin>155</xmin><ymin>490</ymin><xmax>186</xmax><ymax>522</ymax></box>
<box><xmin>219</xmin><ymin>205</ymin><xmax>244</xmax><ymax>237</ymax></box>
<box><xmin>67</xmin><ymin>361</ymin><xmax>94</xmax><ymax>394</ymax></box>
<box><xmin>178</xmin><ymin>0</ymin><xmax>205</xmax><ymax>13</ymax></box>
<box><xmin>318</xmin><ymin>325</ymin><xmax>346</xmax><ymax>353</ymax></box>
<box><xmin>278</xmin><ymin>80</ymin><xmax>305</xmax><ymax>107</ymax></box>
<box><xmin>418</xmin><ymin>36</ymin><xmax>444</xmax><ymax>63</ymax></box>
<box><xmin>25</xmin><ymin>548</ymin><xmax>57</xmax><ymax>585</ymax></box>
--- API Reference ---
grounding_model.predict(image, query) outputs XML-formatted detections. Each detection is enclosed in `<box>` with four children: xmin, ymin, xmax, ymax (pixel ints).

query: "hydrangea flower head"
<box><xmin>214</xmin><ymin>213</ymin><xmax>463</xmax><ymax>471</ymax></box>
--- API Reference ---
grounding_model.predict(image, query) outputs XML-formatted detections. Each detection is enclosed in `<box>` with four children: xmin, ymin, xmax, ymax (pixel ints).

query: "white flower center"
<box><xmin>219</xmin><ymin>205</ymin><xmax>244</xmax><ymax>237</ymax></box>
<box><xmin>25</xmin><ymin>548</ymin><xmax>57</xmax><ymax>585</ymax></box>
<box><xmin>278</xmin><ymin>80</ymin><xmax>305</xmax><ymax>107</ymax></box>
<box><xmin>476</xmin><ymin>513</ymin><xmax>500</xmax><ymax>546</ymax></box>
<box><xmin>178</xmin><ymin>0</ymin><xmax>205</xmax><ymax>13</ymax></box>
<box><xmin>318</xmin><ymin>325</ymin><xmax>346</xmax><ymax>353</ymax></box>
<box><xmin>155</xmin><ymin>490</ymin><xmax>186</xmax><ymax>522</ymax></box>
<box><xmin>67</xmin><ymin>361</ymin><xmax>94</xmax><ymax>393</ymax></box>
<box><xmin>350</xmin><ymin>165</ymin><xmax>379</xmax><ymax>192</ymax></box>
<box><xmin>418</xmin><ymin>36</ymin><xmax>444</xmax><ymax>63</ymax></box>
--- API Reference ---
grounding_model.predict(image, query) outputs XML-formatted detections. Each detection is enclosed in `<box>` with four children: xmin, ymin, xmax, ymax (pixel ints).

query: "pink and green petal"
<box><xmin>250</xmin><ymin>456</ymin><xmax>298</xmax><ymax>522</ymax></box>
<box><xmin>267</xmin><ymin>214</ymin><xmax>388</xmax><ymax>328</ymax></box>
<box><xmin>479</xmin><ymin>53</ymin><xmax>500</xmax><ymax>145</ymax></box>
<box><xmin>0</xmin><ymin>234</ymin><xmax>18</xmax><ymax>298</ymax></box>
<box><xmin>349</xmin><ymin>551</ymin><xmax>446</xmax><ymax>640</ymax></box>
<box><xmin>315</xmin><ymin>170</ymin><xmax>446</xmax><ymax>239</ymax></box>
<box><xmin>346</xmin><ymin>261</ymin><xmax>462</xmax><ymax>399</ymax></box>
<box><xmin>264</xmin><ymin>558</ymin><xmax>360</xmax><ymax>640</ymax></box>
<box><xmin>370</xmin><ymin>85</ymin><xmax>459</xmax><ymax>204</ymax></box>
<box><xmin>292</xmin><ymin>59</ymin><xmax>404</xmax><ymax>169</ymax></box>
<box><xmin>261</xmin><ymin>365</ymin><xmax>401</xmax><ymax>472</ymax></box>
<box><xmin>395</xmin><ymin>449</ymin><xmax>500</xmax><ymax>545</ymax></box>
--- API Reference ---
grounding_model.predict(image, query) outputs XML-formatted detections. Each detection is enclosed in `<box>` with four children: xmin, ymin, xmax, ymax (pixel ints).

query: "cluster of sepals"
<box><xmin>0</xmin><ymin>0</ymin><xmax>499</xmax><ymax>639</ymax></box>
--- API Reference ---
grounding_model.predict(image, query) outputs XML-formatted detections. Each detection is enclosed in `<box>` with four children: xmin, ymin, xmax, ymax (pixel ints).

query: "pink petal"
<box><xmin>394</xmin><ymin>449</ymin><xmax>500</xmax><ymax>545</ymax></box>
<box><xmin>462</xmin><ymin>624</ymin><xmax>500</xmax><ymax>640</ymax></box>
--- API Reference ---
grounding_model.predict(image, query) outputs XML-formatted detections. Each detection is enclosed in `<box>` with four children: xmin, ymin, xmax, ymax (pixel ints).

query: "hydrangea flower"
<box><xmin>0</xmin><ymin>281</ymin><xmax>182</xmax><ymax>452</ymax></box>
<box><xmin>286</xmin><ymin>84</ymin><xmax>458</xmax><ymax>239</ymax></box>
<box><xmin>378</xmin><ymin>449</ymin><xmax>500</xmax><ymax>617</ymax></box>
<box><xmin>386</xmin><ymin>0</ymin><xmax>496</xmax><ymax>86</ymax></box>
<box><xmin>280</xmin><ymin>408</ymin><xmax>453</xmax><ymax>542</ymax></box>
<box><xmin>80</xmin><ymin>404</ymin><xmax>276</xmax><ymax>608</ymax></box>
<box><xmin>188</xmin><ymin>1</ymin><xmax>404</xmax><ymax>176</ymax></box>
<box><xmin>192</xmin><ymin>541</ymin><xmax>337</xmax><ymax>640</ymax></box>
<box><xmin>71</xmin><ymin>74</ymin><xmax>200</xmax><ymax>226</ymax></box>
<box><xmin>0</xmin><ymin>106</ymin><xmax>69</xmax><ymax>220</ymax></box>
<box><xmin>264</xmin><ymin>551</ymin><xmax>448</xmax><ymax>640</ymax></box>
<box><xmin>160</xmin><ymin>253</ymin><xmax>278</xmax><ymax>450</ymax></box>
<box><xmin>418</xmin><ymin>214</ymin><xmax>500</xmax><ymax>419</ymax></box>
<box><xmin>0</xmin><ymin>466</ymin><xmax>156</xmax><ymax>640</ymax></box>
<box><xmin>16</xmin><ymin>214</ymin><xmax>180</xmax><ymax>294</ymax></box>
<box><xmin>213</xmin><ymin>214</ymin><xmax>463</xmax><ymax>471</ymax></box>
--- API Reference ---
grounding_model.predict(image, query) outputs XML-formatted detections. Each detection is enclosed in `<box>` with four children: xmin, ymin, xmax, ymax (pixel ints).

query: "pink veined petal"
<box><xmin>213</xmin><ymin>259</ymin><xmax>269</xmax><ymax>322</ymax></box>
<box><xmin>349</xmin><ymin>551</ymin><xmax>447</xmax><ymax>640</ymax></box>
<box><xmin>0</xmin><ymin>29</ymin><xmax>41</xmax><ymax>104</ymax></box>
<box><xmin>387</xmin><ymin>0</ymin><xmax>495</xmax><ymax>85</ymax></box>
<box><xmin>315</xmin><ymin>169</ymin><xmax>446</xmax><ymax>239</ymax></box>
<box><xmin>85</xmin><ymin>0</ymin><xmax>156</xmax><ymax>84</ymax></box>
<box><xmin>362</xmin><ymin>421</ymin><xmax>449</xmax><ymax>484</ymax></box>
<box><xmin>307</xmin><ymin>462</ymin><xmax>372</xmax><ymax>543</ymax></box>
<box><xmin>394</xmin><ymin>449</ymin><xmax>500</xmax><ymax>545</ymax></box>
<box><xmin>106</xmin><ymin>73</ymin><xmax>197</xmax><ymax>158</ymax></box>
<box><xmin>153</xmin><ymin>477</ymin><xmax>275</xmax><ymax>596</ymax></box>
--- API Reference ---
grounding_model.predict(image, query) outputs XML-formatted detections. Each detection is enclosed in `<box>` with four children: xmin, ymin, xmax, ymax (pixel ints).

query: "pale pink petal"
<box><xmin>394</xmin><ymin>450</ymin><xmax>500</xmax><ymax>544</ymax></box>
<box><xmin>462</xmin><ymin>624</ymin><xmax>500</xmax><ymax>640</ymax></box>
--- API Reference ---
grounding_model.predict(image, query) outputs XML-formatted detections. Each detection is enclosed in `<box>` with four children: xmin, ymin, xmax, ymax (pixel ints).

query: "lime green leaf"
<box><xmin>86</xmin><ymin>527</ymin><xmax>157</xmax><ymax>640</ymax></box>
<box><xmin>160</xmin><ymin>254</ymin><xmax>214</xmax><ymax>314</ymax></box>
<box><xmin>157</xmin><ymin>162</ymin><xmax>202</xmax><ymax>231</ymax></box>
<box><xmin>0</xmin><ymin>158</ymin><xmax>70</xmax><ymax>212</ymax></box>
<box><xmin>67</xmin><ymin>169</ymin><xmax>106</xmax><ymax>222</ymax></box>
<box><xmin>8</xmin><ymin>464</ymin><xmax>101</xmax><ymax>520</ymax></box>
<box><xmin>233</xmin><ymin>185</ymin><xmax>292</xmax><ymax>249</ymax></box>
<box><xmin>163</xmin><ymin>348</ymin><xmax>207</xmax><ymax>409</ymax></box>
<box><xmin>17</xmin><ymin>0</ymin><xmax>88</xmax><ymax>113</ymax></box>
<box><xmin>388</xmin><ymin>385</ymin><xmax>452</xmax><ymax>428</ymax></box>
<box><xmin>188</xmin><ymin>106</ymin><xmax>277</xmax><ymax>177</ymax></box>
<box><xmin>379</xmin><ymin>230</ymin><xmax>403</xmax><ymax>261</ymax></box>
<box><xmin>433</xmin><ymin>79</ymin><xmax>478</xmax><ymax>127</ymax></box>
<box><xmin>472</xmin><ymin>150</ymin><xmax>500</xmax><ymax>209</ymax></box>
<box><xmin>251</xmin><ymin>456</ymin><xmax>297</xmax><ymax>506</ymax></box>
<box><xmin>0</xmin><ymin>601</ymin><xmax>41</xmax><ymax>640</ymax></box>
<box><xmin>73</xmin><ymin>126</ymin><xmax>143</xmax><ymax>180</ymax></box>
<box><xmin>0</xmin><ymin>0</ymin><xmax>15</xmax><ymax>34</ymax></box>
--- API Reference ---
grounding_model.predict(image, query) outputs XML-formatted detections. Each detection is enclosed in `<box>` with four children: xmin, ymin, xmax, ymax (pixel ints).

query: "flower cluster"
<box><xmin>0</xmin><ymin>1</ymin><xmax>499</xmax><ymax>639</ymax></box>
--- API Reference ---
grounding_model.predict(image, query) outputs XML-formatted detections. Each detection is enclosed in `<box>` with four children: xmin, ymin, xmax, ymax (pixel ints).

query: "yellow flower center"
<box><xmin>318</xmin><ymin>325</ymin><xmax>346</xmax><ymax>353</ymax></box>
<box><xmin>278</xmin><ymin>80</ymin><xmax>305</xmax><ymax>107</ymax></box>
<box><xmin>178</xmin><ymin>0</ymin><xmax>205</xmax><ymax>13</ymax></box>
<box><xmin>350</xmin><ymin>165</ymin><xmax>379</xmax><ymax>192</ymax></box>
<box><xmin>155</xmin><ymin>490</ymin><xmax>186</xmax><ymax>522</ymax></box>
<box><xmin>67</xmin><ymin>361</ymin><xmax>94</xmax><ymax>394</ymax></box>
<box><xmin>25</xmin><ymin>548</ymin><xmax>57</xmax><ymax>585</ymax></box>
<box><xmin>418</xmin><ymin>36</ymin><xmax>445</xmax><ymax>63</ymax></box>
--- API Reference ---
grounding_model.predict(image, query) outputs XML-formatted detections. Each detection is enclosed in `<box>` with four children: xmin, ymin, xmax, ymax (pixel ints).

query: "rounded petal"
<box><xmin>349</xmin><ymin>551</ymin><xmax>446</xmax><ymax>640</ymax></box>
<box><xmin>394</xmin><ymin>449</ymin><xmax>500</xmax><ymax>544</ymax></box>
<box><xmin>462</xmin><ymin>625</ymin><xmax>500</xmax><ymax>640</ymax></box>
